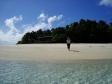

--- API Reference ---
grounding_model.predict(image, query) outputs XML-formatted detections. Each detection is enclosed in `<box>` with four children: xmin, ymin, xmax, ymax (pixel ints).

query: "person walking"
<box><xmin>66</xmin><ymin>37</ymin><xmax>71</xmax><ymax>51</ymax></box>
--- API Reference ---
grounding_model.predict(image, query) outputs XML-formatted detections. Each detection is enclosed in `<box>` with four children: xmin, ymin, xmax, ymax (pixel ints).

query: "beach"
<box><xmin>0</xmin><ymin>44</ymin><xmax>112</xmax><ymax>62</ymax></box>
<box><xmin>0</xmin><ymin>44</ymin><xmax>112</xmax><ymax>84</ymax></box>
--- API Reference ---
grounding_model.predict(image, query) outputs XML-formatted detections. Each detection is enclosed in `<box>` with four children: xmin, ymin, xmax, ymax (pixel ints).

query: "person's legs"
<box><xmin>68</xmin><ymin>44</ymin><xmax>71</xmax><ymax>50</ymax></box>
<box><xmin>67</xmin><ymin>44</ymin><xmax>70</xmax><ymax>51</ymax></box>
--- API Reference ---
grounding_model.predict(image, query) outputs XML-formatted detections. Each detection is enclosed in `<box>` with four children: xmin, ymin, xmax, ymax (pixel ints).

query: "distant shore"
<box><xmin>0</xmin><ymin>44</ymin><xmax>112</xmax><ymax>63</ymax></box>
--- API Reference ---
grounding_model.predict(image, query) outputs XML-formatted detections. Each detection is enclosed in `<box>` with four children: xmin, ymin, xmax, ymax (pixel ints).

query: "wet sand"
<box><xmin>0</xmin><ymin>44</ymin><xmax>112</xmax><ymax>62</ymax></box>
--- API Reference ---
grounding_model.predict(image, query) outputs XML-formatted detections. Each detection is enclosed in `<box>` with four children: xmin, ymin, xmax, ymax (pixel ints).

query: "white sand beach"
<box><xmin>0</xmin><ymin>44</ymin><xmax>112</xmax><ymax>62</ymax></box>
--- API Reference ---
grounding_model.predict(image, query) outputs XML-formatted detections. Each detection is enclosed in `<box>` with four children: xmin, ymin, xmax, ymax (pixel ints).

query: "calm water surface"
<box><xmin>0</xmin><ymin>60</ymin><xmax>112</xmax><ymax>84</ymax></box>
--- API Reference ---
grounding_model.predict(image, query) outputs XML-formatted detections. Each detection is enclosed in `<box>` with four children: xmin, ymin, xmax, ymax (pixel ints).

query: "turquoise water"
<box><xmin>0</xmin><ymin>60</ymin><xmax>112</xmax><ymax>84</ymax></box>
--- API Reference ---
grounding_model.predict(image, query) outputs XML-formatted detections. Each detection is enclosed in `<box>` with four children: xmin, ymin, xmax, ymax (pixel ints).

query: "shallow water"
<box><xmin>0</xmin><ymin>60</ymin><xmax>112</xmax><ymax>84</ymax></box>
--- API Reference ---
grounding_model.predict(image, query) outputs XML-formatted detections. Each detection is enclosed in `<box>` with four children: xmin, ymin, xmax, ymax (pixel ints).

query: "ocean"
<box><xmin>0</xmin><ymin>60</ymin><xmax>112</xmax><ymax>84</ymax></box>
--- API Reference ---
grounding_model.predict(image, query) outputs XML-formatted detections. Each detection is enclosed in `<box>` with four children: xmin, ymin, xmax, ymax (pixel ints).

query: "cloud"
<box><xmin>5</xmin><ymin>15</ymin><xmax>22</xmax><ymax>33</ymax></box>
<box><xmin>0</xmin><ymin>16</ymin><xmax>23</xmax><ymax>44</ymax></box>
<box><xmin>0</xmin><ymin>29</ymin><xmax>22</xmax><ymax>44</ymax></box>
<box><xmin>99</xmin><ymin>0</ymin><xmax>112</xmax><ymax>7</ymax></box>
<box><xmin>48</xmin><ymin>15</ymin><xmax>63</xmax><ymax>26</ymax></box>
<box><xmin>23</xmin><ymin>22</ymin><xmax>50</xmax><ymax>34</ymax></box>
<box><xmin>23</xmin><ymin>14</ymin><xmax>63</xmax><ymax>33</ymax></box>
<box><xmin>37</xmin><ymin>13</ymin><xmax>47</xmax><ymax>22</ymax></box>
<box><xmin>0</xmin><ymin>13</ymin><xmax>63</xmax><ymax>44</ymax></box>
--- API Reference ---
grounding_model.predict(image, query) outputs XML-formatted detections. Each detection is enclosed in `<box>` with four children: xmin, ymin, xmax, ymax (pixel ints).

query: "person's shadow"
<box><xmin>70</xmin><ymin>50</ymin><xmax>80</xmax><ymax>52</ymax></box>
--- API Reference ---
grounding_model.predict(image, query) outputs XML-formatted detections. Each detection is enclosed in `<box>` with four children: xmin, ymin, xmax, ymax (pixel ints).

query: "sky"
<box><xmin>0</xmin><ymin>0</ymin><xmax>112</xmax><ymax>44</ymax></box>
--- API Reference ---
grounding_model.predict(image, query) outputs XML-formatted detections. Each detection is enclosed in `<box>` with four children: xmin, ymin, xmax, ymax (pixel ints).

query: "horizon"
<box><xmin>0</xmin><ymin>0</ymin><xmax>112</xmax><ymax>44</ymax></box>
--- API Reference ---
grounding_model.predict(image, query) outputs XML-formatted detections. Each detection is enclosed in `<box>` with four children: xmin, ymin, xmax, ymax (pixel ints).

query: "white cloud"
<box><xmin>24</xmin><ymin>14</ymin><xmax>63</xmax><ymax>33</ymax></box>
<box><xmin>37</xmin><ymin>13</ymin><xmax>47</xmax><ymax>22</ymax></box>
<box><xmin>48</xmin><ymin>15</ymin><xmax>63</xmax><ymax>26</ymax></box>
<box><xmin>5</xmin><ymin>15</ymin><xmax>22</xmax><ymax>33</ymax></box>
<box><xmin>0</xmin><ymin>13</ymin><xmax>63</xmax><ymax>44</ymax></box>
<box><xmin>0</xmin><ymin>16</ymin><xmax>23</xmax><ymax>44</ymax></box>
<box><xmin>23</xmin><ymin>22</ymin><xmax>50</xmax><ymax>34</ymax></box>
<box><xmin>99</xmin><ymin>0</ymin><xmax>112</xmax><ymax>6</ymax></box>
<box><xmin>0</xmin><ymin>30</ymin><xmax>22</xmax><ymax>44</ymax></box>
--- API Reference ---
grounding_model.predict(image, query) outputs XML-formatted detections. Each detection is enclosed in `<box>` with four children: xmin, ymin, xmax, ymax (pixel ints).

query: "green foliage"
<box><xmin>17</xmin><ymin>19</ymin><xmax>112</xmax><ymax>44</ymax></box>
<box><xmin>51</xmin><ymin>27</ymin><xmax>66</xmax><ymax>43</ymax></box>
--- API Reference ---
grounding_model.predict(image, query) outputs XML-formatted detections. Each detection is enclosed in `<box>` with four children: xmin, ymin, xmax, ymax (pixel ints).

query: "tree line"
<box><xmin>17</xmin><ymin>19</ymin><xmax>112</xmax><ymax>44</ymax></box>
